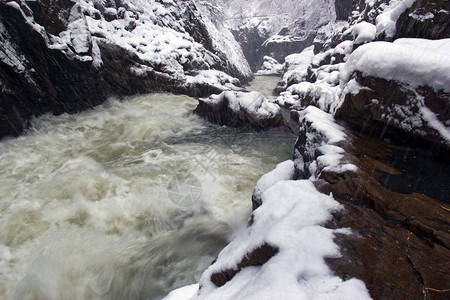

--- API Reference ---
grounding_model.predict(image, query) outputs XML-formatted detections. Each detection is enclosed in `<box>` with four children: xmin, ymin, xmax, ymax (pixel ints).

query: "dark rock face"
<box><xmin>210</xmin><ymin>243</ymin><xmax>279</xmax><ymax>287</ymax></box>
<box><xmin>232</xmin><ymin>24</ymin><xmax>315</xmax><ymax>72</ymax></box>
<box><xmin>314</xmin><ymin>132</ymin><xmax>450</xmax><ymax>300</ymax></box>
<box><xmin>231</xmin><ymin>25</ymin><xmax>269</xmax><ymax>72</ymax></box>
<box><xmin>263</xmin><ymin>34</ymin><xmax>316</xmax><ymax>66</ymax></box>
<box><xmin>396</xmin><ymin>0</ymin><xmax>450</xmax><ymax>39</ymax></box>
<box><xmin>336</xmin><ymin>72</ymin><xmax>450</xmax><ymax>150</ymax></box>
<box><xmin>335</xmin><ymin>0</ymin><xmax>355</xmax><ymax>20</ymax></box>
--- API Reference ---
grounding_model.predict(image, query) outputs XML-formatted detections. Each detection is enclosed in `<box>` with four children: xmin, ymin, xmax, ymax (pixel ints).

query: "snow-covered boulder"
<box><xmin>338</xmin><ymin>39</ymin><xmax>450</xmax><ymax>149</ymax></box>
<box><xmin>255</xmin><ymin>56</ymin><xmax>283</xmax><ymax>76</ymax></box>
<box><xmin>194</xmin><ymin>91</ymin><xmax>286</xmax><ymax>129</ymax></box>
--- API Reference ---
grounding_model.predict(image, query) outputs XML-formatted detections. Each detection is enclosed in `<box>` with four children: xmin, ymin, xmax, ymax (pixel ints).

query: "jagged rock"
<box><xmin>396</xmin><ymin>0</ymin><xmax>450</xmax><ymax>39</ymax></box>
<box><xmin>194</xmin><ymin>91</ymin><xmax>286</xmax><ymax>130</ymax></box>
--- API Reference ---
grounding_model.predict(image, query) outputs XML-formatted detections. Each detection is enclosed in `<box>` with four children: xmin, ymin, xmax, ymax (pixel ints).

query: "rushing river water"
<box><xmin>0</xmin><ymin>77</ymin><xmax>294</xmax><ymax>299</ymax></box>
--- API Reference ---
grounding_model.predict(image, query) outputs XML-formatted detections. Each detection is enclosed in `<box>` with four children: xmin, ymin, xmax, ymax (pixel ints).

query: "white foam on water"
<box><xmin>0</xmin><ymin>93</ymin><xmax>294</xmax><ymax>299</ymax></box>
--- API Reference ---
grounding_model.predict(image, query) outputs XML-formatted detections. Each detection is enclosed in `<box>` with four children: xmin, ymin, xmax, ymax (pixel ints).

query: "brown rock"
<box><xmin>210</xmin><ymin>243</ymin><xmax>279</xmax><ymax>287</ymax></box>
<box><xmin>315</xmin><ymin>131</ymin><xmax>450</xmax><ymax>299</ymax></box>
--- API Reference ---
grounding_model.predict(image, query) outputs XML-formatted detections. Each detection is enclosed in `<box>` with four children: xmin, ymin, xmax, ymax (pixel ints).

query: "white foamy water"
<box><xmin>0</xmin><ymin>93</ymin><xmax>294</xmax><ymax>299</ymax></box>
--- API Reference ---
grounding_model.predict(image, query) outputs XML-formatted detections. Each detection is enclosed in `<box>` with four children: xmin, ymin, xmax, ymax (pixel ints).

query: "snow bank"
<box><xmin>195</xmin><ymin>180</ymin><xmax>370</xmax><ymax>300</ymax></box>
<box><xmin>163</xmin><ymin>284</ymin><xmax>199</xmax><ymax>300</ymax></box>
<box><xmin>341</xmin><ymin>40</ymin><xmax>450</xmax><ymax>93</ymax></box>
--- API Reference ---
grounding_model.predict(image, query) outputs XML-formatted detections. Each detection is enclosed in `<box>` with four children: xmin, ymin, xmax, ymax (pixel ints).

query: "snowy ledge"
<box><xmin>341</xmin><ymin>39</ymin><xmax>450</xmax><ymax>93</ymax></box>
<box><xmin>165</xmin><ymin>180</ymin><xmax>370</xmax><ymax>300</ymax></box>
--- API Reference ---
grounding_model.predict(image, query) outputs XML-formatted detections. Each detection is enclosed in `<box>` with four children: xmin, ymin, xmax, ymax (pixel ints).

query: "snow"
<box><xmin>341</xmin><ymin>40</ymin><xmax>450</xmax><ymax>93</ymax></box>
<box><xmin>252</xmin><ymin>160</ymin><xmax>295</xmax><ymax>202</ymax></box>
<box><xmin>282</xmin><ymin>46</ymin><xmax>315</xmax><ymax>84</ymax></box>
<box><xmin>375</xmin><ymin>0</ymin><xmax>416</xmax><ymax>38</ymax></box>
<box><xmin>350</xmin><ymin>21</ymin><xmax>376</xmax><ymax>44</ymax></box>
<box><xmin>163</xmin><ymin>284</ymin><xmax>199</xmax><ymax>300</ymax></box>
<box><xmin>200</xmin><ymin>91</ymin><xmax>280</xmax><ymax>119</ymax></box>
<box><xmin>420</xmin><ymin>106</ymin><xmax>450</xmax><ymax>144</ymax></box>
<box><xmin>256</xmin><ymin>56</ymin><xmax>283</xmax><ymax>75</ymax></box>
<box><xmin>194</xmin><ymin>180</ymin><xmax>370</xmax><ymax>300</ymax></box>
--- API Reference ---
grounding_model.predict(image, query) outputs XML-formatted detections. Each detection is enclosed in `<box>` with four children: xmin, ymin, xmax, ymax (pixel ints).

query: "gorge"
<box><xmin>0</xmin><ymin>0</ymin><xmax>449</xmax><ymax>299</ymax></box>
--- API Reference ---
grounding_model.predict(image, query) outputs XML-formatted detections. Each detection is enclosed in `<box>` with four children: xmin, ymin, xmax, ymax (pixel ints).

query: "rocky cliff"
<box><xmin>0</xmin><ymin>0</ymin><xmax>252</xmax><ymax>138</ymax></box>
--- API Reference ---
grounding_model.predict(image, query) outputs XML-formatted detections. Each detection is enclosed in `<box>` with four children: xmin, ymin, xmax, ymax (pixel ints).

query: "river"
<box><xmin>0</xmin><ymin>77</ymin><xmax>293</xmax><ymax>299</ymax></box>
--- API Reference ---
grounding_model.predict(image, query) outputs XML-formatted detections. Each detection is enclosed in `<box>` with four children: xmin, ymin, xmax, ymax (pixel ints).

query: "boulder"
<box><xmin>194</xmin><ymin>91</ymin><xmax>287</xmax><ymax>130</ymax></box>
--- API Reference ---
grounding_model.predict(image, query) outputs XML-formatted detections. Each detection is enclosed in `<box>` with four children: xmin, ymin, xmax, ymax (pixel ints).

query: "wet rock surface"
<box><xmin>314</xmin><ymin>130</ymin><xmax>450</xmax><ymax>299</ymax></box>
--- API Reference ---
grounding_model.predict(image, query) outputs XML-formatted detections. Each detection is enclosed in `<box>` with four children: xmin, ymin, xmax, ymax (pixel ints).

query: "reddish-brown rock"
<box><xmin>315</xmin><ymin>131</ymin><xmax>450</xmax><ymax>299</ymax></box>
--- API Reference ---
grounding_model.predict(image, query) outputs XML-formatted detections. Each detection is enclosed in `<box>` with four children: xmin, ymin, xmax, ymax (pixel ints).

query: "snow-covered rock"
<box><xmin>255</xmin><ymin>56</ymin><xmax>283</xmax><ymax>76</ymax></box>
<box><xmin>338</xmin><ymin>39</ymin><xmax>450</xmax><ymax>148</ymax></box>
<box><xmin>341</xmin><ymin>39</ymin><xmax>450</xmax><ymax>93</ymax></box>
<box><xmin>194</xmin><ymin>91</ymin><xmax>285</xmax><ymax>129</ymax></box>
<box><xmin>294</xmin><ymin>106</ymin><xmax>357</xmax><ymax>179</ymax></box>
<box><xmin>194</xmin><ymin>179</ymin><xmax>370</xmax><ymax>300</ymax></box>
